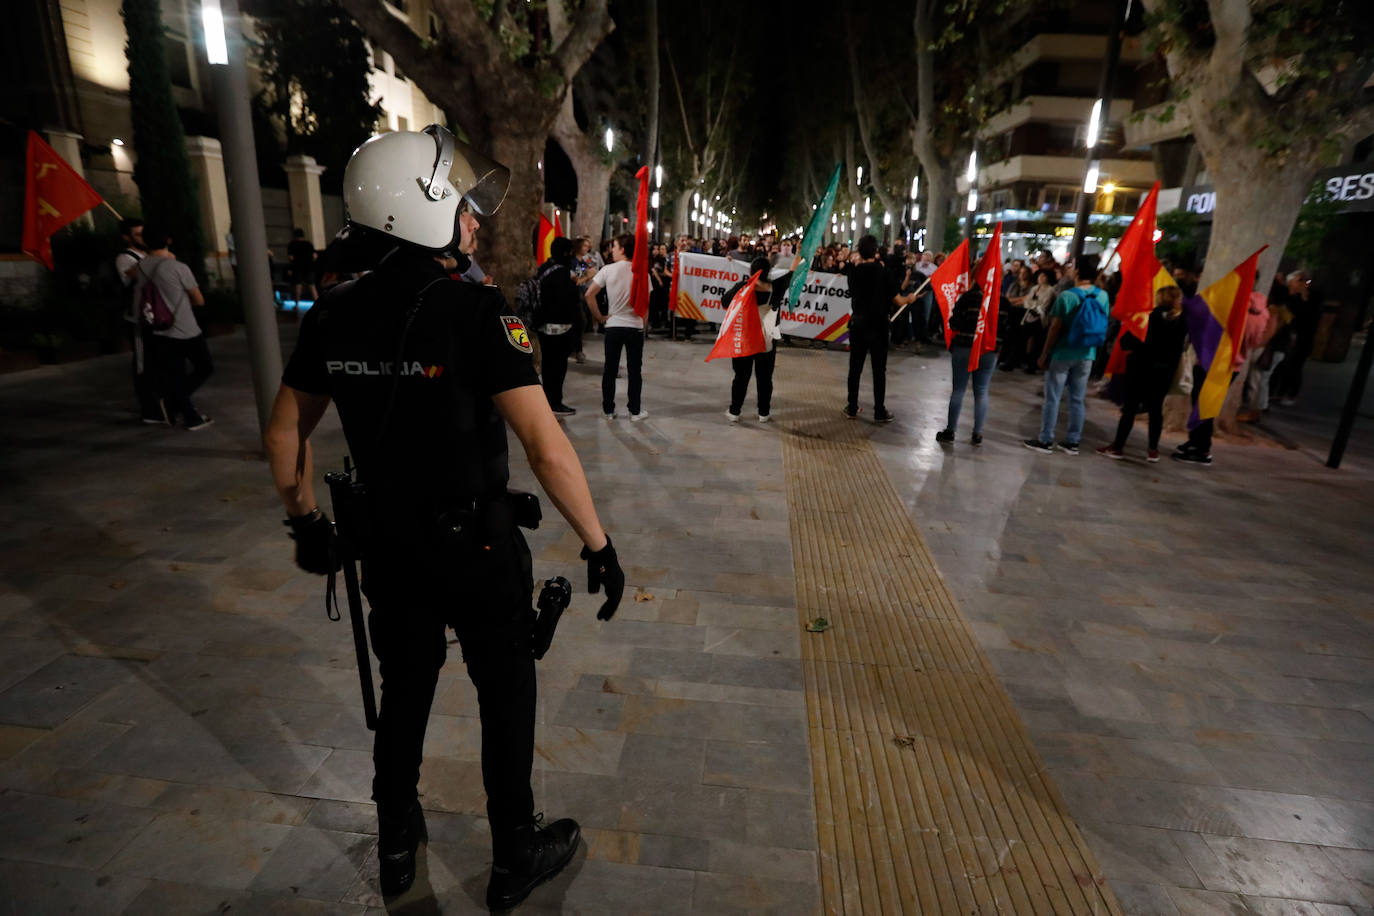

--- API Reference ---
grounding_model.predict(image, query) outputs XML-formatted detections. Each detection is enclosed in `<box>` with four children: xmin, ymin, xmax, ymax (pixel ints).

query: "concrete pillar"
<box><xmin>185</xmin><ymin>136</ymin><xmax>233</xmax><ymax>282</ymax></box>
<box><xmin>285</xmin><ymin>154</ymin><xmax>328</xmax><ymax>250</ymax></box>
<box><xmin>43</xmin><ymin>130</ymin><xmax>95</xmax><ymax>227</ymax></box>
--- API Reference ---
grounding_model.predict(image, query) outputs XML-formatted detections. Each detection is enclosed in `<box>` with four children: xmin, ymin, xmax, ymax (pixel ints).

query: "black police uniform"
<box><xmin>282</xmin><ymin>246</ymin><xmax>542</xmax><ymax>838</ymax></box>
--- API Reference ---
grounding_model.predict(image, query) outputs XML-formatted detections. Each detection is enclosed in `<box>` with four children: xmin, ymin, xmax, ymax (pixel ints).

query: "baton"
<box><xmin>325</xmin><ymin>462</ymin><xmax>379</xmax><ymax>731</ymax></box>
<box><xmin>889</xmin><ymin>276</ymin><xmax>933</xmax><ymax>323</ymax></box>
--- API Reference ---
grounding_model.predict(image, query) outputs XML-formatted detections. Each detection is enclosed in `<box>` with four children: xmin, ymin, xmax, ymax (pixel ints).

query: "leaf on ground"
<box><xmin>805</xmin><ymin>617</ymin><xmax>831</xmax><ymax>632</ymax></box>
<box><xmin>634</xmin><ymin>591</ymin><xmax>655</xmax><ymax>602</ymax></box>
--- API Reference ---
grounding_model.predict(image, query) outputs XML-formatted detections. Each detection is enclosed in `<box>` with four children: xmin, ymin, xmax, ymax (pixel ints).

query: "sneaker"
<box><xmin>1096</xmin><ymin>445</ymin><xmax>1124</xmax><ymax>460</ymax></box>
<box><xmin>487</xmin><ymin>815</ymin><xmax>580</xmax><ymax>912</ymax></box>
<box><xmin>184</xmin><ymin>415</ymin><xmax>215</xmax><ymax>432</ymax></box>
<box><xmin>874</xmin><ymin>408</ymin><xmax>895</xmax><ymax>424</ymax></box>
<box><xmin>1058</xmin><ymin>440</ymin><xmax>1079</xmax><ymax>455</ymax></box>
<box><xmin>971</xmin><ymin>433</ymin><xmax>983</xmax><ymax>447</ymax></box>
<box><xmin>1146</xmin><ymin>449</ymin><xmax>1160</xmax><ymax>463</ymax></box>
<box><xmin>725</xmin><ymin>410</ymin><xmax>741</xmax><ymax>423</ymax></box>
<box><xmin>757</xmin><ymin>412</ymin><xmax>772</xmax><ymax>423</ymax></box>
<box><xmin>1022</xmin><ymin>438</ymin><xmax>1054</xmax><ymax>454</ymax></box>
<box><xmin>378</xmin><ymin>801</ymin><xmax>427</xmax><ymax>897</ymax></box>
<box><xmin>1173</xmin><ymin>441</ymin><xmax>1195</xmax><ymax>455</ymax></box>
<box><xmin>935</xmin><ymin>428</ymin><xmax>955</xmax><ymax>444</ymax></box>
<box><xmin>842</xmin><ymin>405</ymin><xmax>859</xmax><ymax>419</ymax></box>
<box><xmin>1172</xmin><ymin>449</ymin><xmax>1213</xmax><ymax>465</ymax></box>
<box><xmin>602</xmin><ymin>411</ymin><xmax>616</xmax><ymax>420</ymax></box>
<box><xmin>629</xmin><ymin>410</ymin><xmax>649</xmax><ymax>422</ymax></box>
<box><xmin>551</xmin><ymin>404</ymin><xmax>577</xmax><ymax>416</ymax></box>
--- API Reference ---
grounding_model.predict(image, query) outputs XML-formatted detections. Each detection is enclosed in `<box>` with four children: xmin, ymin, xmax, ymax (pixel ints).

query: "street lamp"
<box><xmin>202</xmin><ymin>0</ymin><xmax>228</xmax><ymax>64</ymax></box>
<box><xmin>910</xmin><ymin>176</ymin><xmax>919</xmax><ymax>200</ymax></box>
<box><xmin>604</xmin><ymin>126</ymin><xmax>614</xmax><ymax>152</ymax></box>
<box><xmin>655</xmin><ymin>164</ymin><xmax>662</xmax><ymax>188</ymax></box>
<box><xmin>1084</xmin><ymin>99</ymin><xmax>1103</xmax><ymax>149</ymax></box>
<box><xmin>1082</xmin><ymin>163</ymin><xmax>1100</xmax><ymax>193</ymax></box>
<box><xmin>857</xmin><ymin>165</ymin><xmax>864</xmax><ymax>185</ymax></box>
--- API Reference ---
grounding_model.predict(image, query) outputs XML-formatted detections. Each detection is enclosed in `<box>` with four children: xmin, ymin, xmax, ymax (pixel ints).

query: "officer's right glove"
<box><xmin>284</xmin><ymin>508</ymin><xmax>340</xmax><ymax>576</ymax></box>
<box><xmin>580</xmin><ymin>536</ymin><xmax>625</xmax><ymax>621</ymax></box>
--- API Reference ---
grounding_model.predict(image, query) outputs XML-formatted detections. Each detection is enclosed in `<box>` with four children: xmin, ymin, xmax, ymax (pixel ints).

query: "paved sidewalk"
<box><xmin>0</xmin><ymin>327</ymin><xmax>1371</xmax><ymax>914</ymax></box>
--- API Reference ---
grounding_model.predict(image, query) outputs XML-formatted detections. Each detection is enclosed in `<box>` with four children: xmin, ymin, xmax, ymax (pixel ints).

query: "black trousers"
<box><xmin>998</xmin><ymin>309</ymin><xmax>1028</xmax><ymax>368</ymax></box>
<box><xmin>126</xmin><ymin>322</ymin><xmax>164</xmax><ymax>418</ymax></box>
<box><xmin>538</xmin><ymin>331</ymin><xmax>575</xmax><ymax>407</ymax></box>
<box><xmin>730</xmin><ymin>348</ymin><xmax>777</xmax><ymax>415</ymax></box>
<box><xmin>1185</xmin><ymin>364</ymin><xmax>1238</xmax><ymax>453</ymax></box>
<box><xmin>1112</xmin><ymin>367</ymin><xmax>1170</xmax><ymax>450</ymax></box>
<box><xmin>152</xmin><ymin>334</ymin><xmax>213</xmax><ymax>424</ymax></box>
<box><xmin>362</xmin><ymin>530</ymin><xmax>536</xmax><ymax>836</ymax></box>
<box><xmin>847</xmin><ymin>330</ymin><xmax>889</xmax><ymax>411</ymax></box>
<box><xmin>602</xmin><ymin>326</ymin><xmax>644</xmax><ymax>415</ymax></box>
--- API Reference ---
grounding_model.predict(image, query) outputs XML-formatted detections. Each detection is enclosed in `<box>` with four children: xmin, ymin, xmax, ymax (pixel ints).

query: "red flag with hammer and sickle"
<box><xmin>22</xmin><ymin>131</ymin><xmax>104</xmax><ymax>269</ymax></box>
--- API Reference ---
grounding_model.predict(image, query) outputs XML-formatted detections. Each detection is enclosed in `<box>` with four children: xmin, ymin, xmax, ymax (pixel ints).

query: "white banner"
<box><xmin>672</xmin><ymin>253</ymin><xmax>853</xmax><ymax>342</ymax></box>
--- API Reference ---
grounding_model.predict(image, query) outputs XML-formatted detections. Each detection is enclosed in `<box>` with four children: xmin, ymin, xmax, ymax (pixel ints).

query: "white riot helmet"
<box><xmin>343</xmin><ymin>124</ymin><xmax>510</xmax><ymax>250</ymax></box>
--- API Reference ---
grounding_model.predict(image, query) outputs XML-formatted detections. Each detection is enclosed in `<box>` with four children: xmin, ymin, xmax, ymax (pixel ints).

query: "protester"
<box><xmin>535</xmin><ymin>237</ymin><xmax>581</xmax><ymax>416</ymax></box>
<box><xmin>936</xmin><ymin>284</ymin><xmax>999</xmax><ymax>447</ymax></box>
<box><xmin>585</xmin><ymin>233</ymin><xmax>650</xmax><ymax>420</ymax></box>
<box><xmin>1096</xmin><ymin>285</ymin><xmax>1187</xmax><ymax>461</ymax></box>
<box><xmin>113</xmin><ymin>218</ymin><xmax>165</xmax><ymax>423</ymax></box>
<box><xmin>1024</xmin><ymin>253</ymin><xmax>1108</xmax><ymax>454</ymax></box>
<box><xmin>998</xmin><ymin>265</ymin><xmax>1034</xmax><ymax>370</ymax></box>
<box><xmin>287</xmin><ymin>228</ymin><xmax>318</xmax><ymax>304</ymax></box>
<box><xmin>1272</xmin><ymin>270</ymin><xmax>1319</xmax><ymax>406</ymax></box>
<box><xmin>1235</xmin><ymin>291</ymin><xmax>1276</xmax><ymax>421</ymax></box>
<box><xmin>844</xmin><ymin>235</ymin><xmax>918</xmax><ymax>423</ymax></box>
<box><xmin>722</xmin><ymin>254</ymin><xmax>803</xmax><ymax>422</ymax></box>
<box><xmin>911</xmin><ymin>250</ymin><xmax>938</xmax><ymax>344</ymax></box>
<box><xmin>133</xmin><ymin>225</ymin><xmax>213</xmax><ymax>431</ymax></box>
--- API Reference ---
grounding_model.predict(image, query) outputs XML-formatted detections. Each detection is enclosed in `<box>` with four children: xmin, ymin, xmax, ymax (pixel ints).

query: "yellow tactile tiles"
<box><xmin>779</xmin><ymin>378</ymin><xmax>1121</xmax><ymax>915</ymax></box>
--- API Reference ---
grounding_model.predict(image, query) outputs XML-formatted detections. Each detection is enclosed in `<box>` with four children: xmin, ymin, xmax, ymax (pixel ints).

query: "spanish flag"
<box><xmin>1193</xmin><ymin>246</ymin><xmax>1266</xmax><ymax>421</ymax></box>
<box><xmin>535</xmin><ymin>212</ymin><xmax>556</xmax><ymax>262</ymax></box>
<box><xmin>22</xmin><ymin>131</ymin><xmax>104</xmax><ymax>269</ymax></box>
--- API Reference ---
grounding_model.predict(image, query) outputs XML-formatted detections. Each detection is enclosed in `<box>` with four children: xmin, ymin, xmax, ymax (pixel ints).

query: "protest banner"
<box><xmin>673</xmin><ymin>252</ymin><xmax>853</xmax><ymax>343</ymax></box>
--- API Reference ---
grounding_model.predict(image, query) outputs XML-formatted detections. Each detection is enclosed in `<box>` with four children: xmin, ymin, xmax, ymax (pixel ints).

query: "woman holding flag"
<box><xmin>936</xmin><ymin>282</ymin><xmax>1002</xmax><ymax>447</ymax></box>
<box><xmin>721</xmin><ymin>254</ymin><xmax>805</xmax><ymax>422</ymax></box>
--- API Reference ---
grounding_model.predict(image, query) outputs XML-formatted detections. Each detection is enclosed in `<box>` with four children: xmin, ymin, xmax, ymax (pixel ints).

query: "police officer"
<box><xmin>263</xmin><ymin>125</ymin><xmax>625</xmax><ymax>908</ymax></box>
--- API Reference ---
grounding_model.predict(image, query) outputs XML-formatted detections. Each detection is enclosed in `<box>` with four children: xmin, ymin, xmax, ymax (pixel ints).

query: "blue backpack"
<box><xmin>1063</xmin><ymin>286</ymin><xmax>1109</xmax><ymax>348</ymax></box>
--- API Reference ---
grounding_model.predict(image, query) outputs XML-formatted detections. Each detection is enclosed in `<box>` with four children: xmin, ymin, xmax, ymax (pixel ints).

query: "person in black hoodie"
<box><xmin>935</xmin><ymin>284</ymin><xmax>1001</xmax><ymax>446</ymax></box>
<box><xmin>721</xmin><ymin>254</ymin><xmax>804</xmax><ymax>421</ymax></box>
<box><xmin>1096</xmin><ymin>285</ymin><xmax>1187</xmax><ymax>461</ymax></box>
<box><xmin>535</xmin><ymin>237</ymin><xmax>582</xmax><ymax>415</ymax></box>
<box><xmin>844</xmin><ymin>235</ymin><xmax>918</xmax><ymax>423</ymax></box>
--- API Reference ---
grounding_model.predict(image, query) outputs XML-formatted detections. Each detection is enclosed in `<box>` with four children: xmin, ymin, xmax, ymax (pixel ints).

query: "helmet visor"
<box><xmin>449</xmin><ymin>138</ymin><xmax>510</xmax><ymax>216</ymax></box>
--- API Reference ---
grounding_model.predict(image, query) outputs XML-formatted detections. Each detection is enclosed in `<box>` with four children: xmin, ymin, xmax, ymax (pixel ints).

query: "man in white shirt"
<box><xmin>133</xmin><ymin>225</ymin><xmax>213</xmax><ymax>430</ymax></box>
<box><xmin>585</xmin><ymin>233</ymin><xmax>651</xmax><ymax>420</ymax></box>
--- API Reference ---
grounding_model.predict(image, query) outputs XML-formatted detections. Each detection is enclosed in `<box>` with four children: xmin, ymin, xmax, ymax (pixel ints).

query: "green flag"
<box><xmin>785</xmin><ymin>163</ymin><xmax>843</xmax><ymax>310</ymax></box>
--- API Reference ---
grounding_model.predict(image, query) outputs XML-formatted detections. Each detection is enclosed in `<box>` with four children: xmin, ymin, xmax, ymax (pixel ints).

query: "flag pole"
<box><xmin>100</xmin><ymin>200</ymin><xmax>123</xmax><ymax>221</ymax></box>
<box><xmin>889</xmin><ymin>276</ymin><xmax>933</xmax><ymax>323</ymax></box>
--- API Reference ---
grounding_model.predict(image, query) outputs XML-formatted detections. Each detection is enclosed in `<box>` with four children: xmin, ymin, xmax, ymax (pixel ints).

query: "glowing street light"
<box><xmin>654</xmin><ymin>164</ymin><xmax>662</xmax><ymax>188</ymax></box>
<box><xmin>1083</xmin><ymin>163</ymin><xmax>1100</xmax><ymax>193</ymax></box>
<box><xmin>856</xmin><ymin>165</ymin><xmax>864</xmax><ymax>184</ymax></box>
<box><xmin>604</xmin><ymin>126</ymin><xmax>614</xmax><ymax>152</ymax></box>
<box><xmin>967</xmin><ymin>190</ymin><xmax>978</xmax><ymax>212</ymax></box>
<box><xmin>1084</xmin><ymin>99</ymin><xmax>1103</xmax><ymax>148</ymax></box>
<box><xmin>910</xmin><ymin>176</ymin><xmax>919</xmax><ymax>200</ymax></box>
<box><xmin>966</xmin><ymin>150</ymin><xmax>978</xmax><ymax>183</ymax></box>
<box><xmin>202</xmin><ymin>0</ymin><xmax>228</xmax><ymax>64</ymax></box>
<box><xmin>693</xmin><ymin>192</ymin><xmax>700</xmax><ymax>207</ymax></box>
<box><xmin>1101</xmin><ymin>181</ymin><xmax>1117</xmax><ymax>195</ymax></box>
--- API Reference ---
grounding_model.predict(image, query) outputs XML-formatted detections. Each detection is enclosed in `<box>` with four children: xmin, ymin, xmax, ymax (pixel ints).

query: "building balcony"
<box><xmin>957</xmin><ymin>155</ymin><xmax>1158</xmax><ymax>193</ymax></box>
<box><xmin>990</xmin><ymin>33</ymin><xmax>1146</xmax><ymax>84</ymax></box>
<box><xmin>1122</xmin><ymin>100</ymin><xmax>1193</xmax><ymax>146</ymax></box>
<box><xmin>979</xmin><ymin>96</ymin><xmax>1135</xmax><ymax>138</ymax></box>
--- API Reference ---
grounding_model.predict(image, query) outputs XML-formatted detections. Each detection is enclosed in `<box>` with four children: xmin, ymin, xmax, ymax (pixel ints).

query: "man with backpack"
<box><xmin>1024</xmin><ymin>252</ymin><xmax>1108</xmax><ymax>454</ymax></box>
<box><xmin>132</xmin><ymin>225</ymin><xmax>213</xmax><ymax>431</ymax></box>
<box><xmin>112</xmin><ymin>218</ymin><xmax>165</xmax><ymax>423</ymax></box>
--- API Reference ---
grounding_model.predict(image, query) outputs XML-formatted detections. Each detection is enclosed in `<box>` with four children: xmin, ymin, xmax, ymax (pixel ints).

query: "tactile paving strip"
<box><xmin>778</xmin><ymin>372</ymin><xmax>1120</xmax><ymax>915</ymax></box>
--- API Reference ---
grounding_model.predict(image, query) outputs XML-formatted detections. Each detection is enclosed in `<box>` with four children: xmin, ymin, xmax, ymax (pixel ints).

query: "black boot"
<box><xmin>487</xmin><ymin>815</ymin><xmax>580</xmax><ymax>912</ymax></box>
<box><xmin>377</xmin><ymin>800</ymin><xmax>427</xmax><ymax>897</ymax></box>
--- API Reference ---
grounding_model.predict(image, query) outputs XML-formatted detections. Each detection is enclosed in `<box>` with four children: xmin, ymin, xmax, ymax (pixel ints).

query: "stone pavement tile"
<box><xmin>617</xmin><ymin>694</ymin><xmax>717</xmax><ymax>738</ymax></box>
<box><xmin>706</xmin><ymin>654</ymin><xmax>804</xmax><ymax>691</ymax></box>
<box><xmin>540</xmin><ymin>771</ymin><xmax>749</xmax><ymax>841</ymax></box>
<box><xmin>553</xmin><ymin>859</ymin><xmax>695</xmax><ymax>914</ymax></box>
<box><xmin>123</xmin><ymin>879</ymin><xmax>370</xmax><ymax>915</ymax></box>
<box><xmin>628</xmin><ymin>646</ymin><xmax>714</xmax><ymax>682</ymax></box>
<box><xmin>572</xmin><ymin>673</ymin><xmax>656</xmax><ymax>697</ymax></box>
<box><xmin>745</xmin><ymin>788</ymin><xmax>817</xmax><ymax>850</ymax></box>
<box><xmin>706</xmin><ymin>838</ymin><xmax>818</xmax><ymax>883</ymax></box>
<box><xmin>1168</xmin><ymin>886</ymin><xmax>1253</xmax><ymax>914</ymax></box>
<box><xmin>0</xmin><ymin>635</ymin><xmax>66</xmax><ymax>694</ymax></box>
<box><xmin>653</xmin><ymin>679</ymin><xmax>805</xmax><ymax>709</ymax></box>
<box><xmin>704</xmin><ymin>739</ymin><xmax>811</xmax><ymax>794</ymax></box>
<box><xmin>0</xmin><ymin>653</ymin><xmax>139</xmax><ymax>728</ymax></box>
<box><xmin>1242</xmin><ymin>897</ymin><xmax>1360</xmax><ymax>915</ymax></box>
<box><xmin>707</xmin><ymin>702</ymin><xmax>808</xmax><ymax>746</ymax></box>
<box><xmin>616</xmin><ymin>732</ymin><xmax>706</xmax><ymax>783</ymax></box>
<box><xmin>1077</xmin><ymin>821</ymin><xmax>1204</xmax><ymax>887</ymax></box>
<box><xmin>0</xmin><ymin>718</ymin><xmax>130</xmax><ymax>792</ymax></box>
<box><xmin>1112</xmin><ymin>880</ymin><xmax>1183</xmax><ymax>915</ymax></box>
<box><xmin>0</xmin><ymin>858</ymin><xmax>149</xmax><ymax>913</ymax></box>
<box><xmin>414</xmin><ymin>756</ymin><xmax>489</xmax><ymax>816</ymax></box>
<box><xmin>553</xmin><ymin>688</ymin><xmax>626</xmax><ymax>731</ymax></box>
<box><xmin>533</xmin><ymin>724</ymin><xmax>626</xmax><ymax>776</ymax></box>
<box><xmin>297</xmin><ymin>747</ymin><xmax>375</xmax><ymax>805</ymax></box>
<box><xmin>637</xmin><ymin>832</ymin><xmax>711</xmax><ymax>870</ymax></box>
<box><xmin>703</xmin><ymin>626</ymin><xmax>800</xmax><ymax>660</ymax></box>
<box><xmin>37</xmin><ymin>766</ymin><xmax>171</xmax><ymax>808</ymax></box>
<box><xmin>1323</xmin><ymin>847</ymin><xmax>1374</xmax><ymax>906</ymax></box>
<box><xmin>691</xmin><ymin>871</ymin><xmax>822</xmax><ymax>915</ymax></box>
<box><xmin>693</xmin><ymin>602</ymin><xmax>795</xmax><ymax>632</ymax></box>
<box><xmin>0</xmin><ymin>723</ymin><xmax>49</xmax><ymax>760</ymax></box>
<box><xmin>422</xmin><ymin>713</ymin><xmax>484</xmax><ymax>762</ymax></box>
<box><xmin>304</xmin><ymin>799</ymin><xmax>377</xmax><ymax>835</ymax></box>
<box><xmin>1317</xmin><ymin>799</ymin><xmax>1374</xmax><ymax>850</ymax></box>
<box><xmin>1171</xmin><ymin>832</ymin><xmax>1370</xmax><ymax>906</ymax></box>
<box><xmin>105</xmin><ymin>810</ymin><xmax>293</xmax><ymax>889</ymax></box>
<box><xmin>1095</xmin><ymin>735</ymin><xmax>1224</xmax><ymax>784</ymax></box>
<box><xmin>580</xmin><ymin>826</ymin><xmax>640</xmax><ymax>864</ymax></box>
<box><xmin>0</xmin><ymin>791</ymin><xmax>156</xmax><ymax>871</ymax></box>
<box><xmin>248</xmin><ymin>825</ymin><xmax>377</xmax><ymax>901</ymax></box>
<box><xmin>1201</xmin><ymin>745</ymin><xmax>1339</xmax><ymax>796</ymax></box>
<box><xmin>150</xmin><ymin>783</ymin><xmax>315</xmax><ymax>826</ymax></box>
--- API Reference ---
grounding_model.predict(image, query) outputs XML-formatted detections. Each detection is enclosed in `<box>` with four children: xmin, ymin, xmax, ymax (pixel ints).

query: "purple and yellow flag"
<box><xmin>1184</xmin><ymin>246</ymin><xmax>1266</xmax><ymax>423</ymax></box>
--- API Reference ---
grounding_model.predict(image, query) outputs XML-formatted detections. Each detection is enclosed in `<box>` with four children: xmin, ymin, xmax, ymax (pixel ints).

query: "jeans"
<box><xmin>947</xmin><ymin>347</ymin><xmax>997</xmax><ymax>434</ymax></box>
<box><xmin>362</xmin><ymin>530</ymin><xmax>536</xmax><ymax>836</ymax></box>
<box><xmin>602</xmin><ymin>326</ymin><xmax>644</xmax><ymax>415</ymax></box>
<box><xmin>847</xmin><ymin>330</ymin><xmax>889</xmax><ymax>411</ymax></box>
<box><xmin>538</xmin><ymin>331</ymin><xmax>574</xmax><ymax>407</ymax></box>
<box><xmin>152</xmin><ymin>334</ymin><xmax>213</xmax><ymax>424</ymax></box>
<box><xmin>1039</xmin><ymin>357</ymin><xmax>1092</xmax><ymax>443</ymax></box>
<box><xmin>730</xmin><ymin>348</ymin><xmax>777</xmax><ymax>415</ymax></box>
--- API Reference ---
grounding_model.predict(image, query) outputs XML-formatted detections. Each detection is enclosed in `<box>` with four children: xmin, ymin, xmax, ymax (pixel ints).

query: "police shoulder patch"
<box><xmin>501</xmin><ymin>316</ymin><xmax>533</xmax><ymax>354</ymax></box>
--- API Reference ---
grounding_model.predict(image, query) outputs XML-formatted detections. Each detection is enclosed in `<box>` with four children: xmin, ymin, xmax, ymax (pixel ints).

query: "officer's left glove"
<box><xmin>580</xmin><ymin>536</ymin><xmax>625</xmax><ymax>621</ymax></box>
<box><xmin>284</xmin><ymin>508</ymin><xmax>339</xmax><ymax>576</ymax></box>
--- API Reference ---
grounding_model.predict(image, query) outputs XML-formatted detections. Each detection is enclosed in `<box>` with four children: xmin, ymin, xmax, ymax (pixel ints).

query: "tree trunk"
<box><xmin>675</xmin><ymin>187</ymin><xmax>693</xmax><ymax>238</ymax></box>
<box><xmin>920</xmin><ymin>159</ymin><xmax>949</xmax><ymax>253</ymax></box>
<box><xmin>483</xmin><ymin>129</ymin><xmax>553</xmax><ymax>292</ymax></box>
<box><xmin>551</xmin><ymin>102</ymin><xmax>613</xmax><ymax>244</ymax></box>
<box><xmin>642</xmin><ymin>0</ymin><xmax>660</xmax><ymax>171</ymax></box>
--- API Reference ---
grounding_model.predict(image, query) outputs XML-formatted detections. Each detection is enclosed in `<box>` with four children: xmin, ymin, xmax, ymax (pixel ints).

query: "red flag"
<box><xmin>554</xmin><ymin>211</ymin><xmax>564</xmax><ymax>239</ymax></box>
<box><xmin>928</xmin><ymin>238</ymin><xmax>971</xmax><ymax>348</ymax></box>
<box><xmin>967</xmin><ymin>223</ymin><xmax>1004</xmax><ymax>371</ymax></box>
<box><xmin>1104</xmin><ymin>183</ymin><xmax>1180</xmax><ymax>376</ymax></box>
<box><xmin>535</xmin><ymin>212</ymin><xmax>555</xmax><ymax>262</ymax></box>
<box><xmin>22</xmin><ymin>131</ymin><xmax>104</xmax><ymax>270</ymax></box>
<box><xmin>629</xmin><ymin>166</ymin><xmax>651</xmax><ymax>319</ymax></box>
<box><xmin>705</xmin><ymin>270</ymin><xmax>766</xmax><ymax>361</ymax></box>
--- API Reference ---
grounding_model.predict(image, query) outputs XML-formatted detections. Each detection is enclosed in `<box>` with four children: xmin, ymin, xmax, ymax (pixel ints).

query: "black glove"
<box><xmin>284</xmin><ymin>509</ymin><xmax>339</xmax><ymax>575</ymax></box>
<box><xmin>580</xmin><ymin>537</ymin><xmax>624</xmax><ymax>621</ymax></box>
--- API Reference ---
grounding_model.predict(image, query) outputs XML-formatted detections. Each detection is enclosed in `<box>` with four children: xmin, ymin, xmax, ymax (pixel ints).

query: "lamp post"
<box><xmin>603</xmin><ymin>126</ymin><xmax>614</xmax><ymax>242</ymax></box>
<box><xmin>965</xmin><ymin>149</ymin><xmax>978</xmax><ymax>242</ymax></box>
<box><xmin>203</xmin><ymin>0</ymin><xmax>280</xmax><ymax>435</ymax></box>
<box><xmin>1070</xmin><ymin>0</ymin><xmax>1126</xmax><ymax>265</ymax></box>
